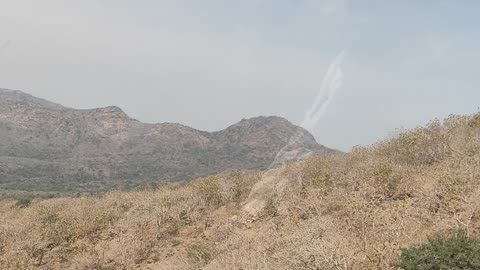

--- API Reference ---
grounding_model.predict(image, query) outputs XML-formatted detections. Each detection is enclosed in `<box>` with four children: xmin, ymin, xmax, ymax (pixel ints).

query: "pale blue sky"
<box><xmin>0</xmin><ymin>0</ymin><xmax>479</xmax><ymax>151</ymax></box>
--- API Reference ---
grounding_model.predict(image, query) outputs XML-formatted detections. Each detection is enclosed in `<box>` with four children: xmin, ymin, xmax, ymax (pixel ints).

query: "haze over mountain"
<box><xmin>0</xmin><ymin>89</ymin><xmax>338</xmax><ymax>194</ymax></box>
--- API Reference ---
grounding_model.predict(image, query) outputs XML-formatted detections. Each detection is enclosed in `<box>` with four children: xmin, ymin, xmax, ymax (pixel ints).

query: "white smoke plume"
<box><xmin>268</xmin><ymin>50</ymin><xmax>346</xmax><ymax>168</ymax></box>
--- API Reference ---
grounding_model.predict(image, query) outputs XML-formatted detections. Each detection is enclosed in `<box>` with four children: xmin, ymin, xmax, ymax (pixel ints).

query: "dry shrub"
<box><xmin>377</xmin><ymin>119</ymin><xmax>450</xmax><ymax>166</ymax></box>
<box><xmin>187</xmin><ymin>244</ymin><xmax>212</xmax><ymax>267</ymax></box>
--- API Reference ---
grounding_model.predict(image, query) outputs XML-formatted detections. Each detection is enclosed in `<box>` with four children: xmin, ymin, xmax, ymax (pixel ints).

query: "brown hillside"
<box><xmin>0</xmin><ymin>113</ymin><xmax>479</xmax><ymax>269</ymax></box>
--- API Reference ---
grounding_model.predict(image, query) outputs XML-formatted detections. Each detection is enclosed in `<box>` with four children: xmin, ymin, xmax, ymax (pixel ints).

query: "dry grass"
<box><xmin>0</xmin><ymin>113</ymin><xmax>479</xmax><ymax>269</ymax></box>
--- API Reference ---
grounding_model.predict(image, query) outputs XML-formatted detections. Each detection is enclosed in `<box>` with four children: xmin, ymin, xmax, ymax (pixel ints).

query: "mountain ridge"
<box><xmin>0</xmin><ymin>88</ymin><xmax>340</xmax><ymax>194</ymax></box>
<box><xmin>0</xmin><ymin>88</ymin><xmax>312</xmax><ymax>133</ymax></box>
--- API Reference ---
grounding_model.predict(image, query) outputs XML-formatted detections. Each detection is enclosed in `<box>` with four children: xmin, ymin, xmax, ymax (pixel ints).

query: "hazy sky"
<box><xmin>1</xmin><ymin>0</ymin><xmax>479</xmax><ymax>151</ymax></box>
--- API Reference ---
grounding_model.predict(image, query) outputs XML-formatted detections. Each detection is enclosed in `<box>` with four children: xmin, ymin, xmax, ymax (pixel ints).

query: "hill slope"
<box><xmin>0</xmin><ymin>89</ymin><xmax>338</xmax><ymax>193</ymax></box>
<box><xmin>0</xmin><ymin>113</ymin><xmax>479</xmax><ymax>269</ymax></box>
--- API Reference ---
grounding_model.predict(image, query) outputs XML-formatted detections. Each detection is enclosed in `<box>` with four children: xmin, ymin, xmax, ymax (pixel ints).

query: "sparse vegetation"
<box><xmin>0</xmin><ymin>113</ymin><xmax>479</xmax><ymax>269</ymax></box>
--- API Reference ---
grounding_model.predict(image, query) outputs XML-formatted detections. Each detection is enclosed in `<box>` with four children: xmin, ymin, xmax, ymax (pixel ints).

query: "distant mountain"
<box><xmin>0</xmin><ymin>89</ymin><xmax>339</xmax><ymax>193</ymax></box>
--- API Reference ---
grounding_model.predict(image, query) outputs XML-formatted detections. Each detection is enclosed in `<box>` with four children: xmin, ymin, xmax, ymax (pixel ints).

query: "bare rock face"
<box><xmin>0</xmin><ymin>89</ymin><xmax>340</xmax><ymax>193</ymax></box>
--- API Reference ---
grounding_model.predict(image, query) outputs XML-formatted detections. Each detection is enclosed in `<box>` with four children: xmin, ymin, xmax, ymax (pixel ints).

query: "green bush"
<box><xmin>399</xmin><ymin>231</ymin><xmax>480</xmax><ymax>270</ymax></box>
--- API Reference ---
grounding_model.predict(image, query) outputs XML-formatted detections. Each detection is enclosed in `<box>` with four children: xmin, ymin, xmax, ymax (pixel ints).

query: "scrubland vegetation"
<box><xmin>1</xmin><ymin>113</ymin><xmax>479</xmax><ymax>269</ymax></box>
